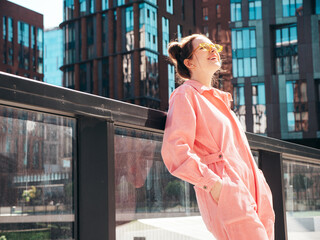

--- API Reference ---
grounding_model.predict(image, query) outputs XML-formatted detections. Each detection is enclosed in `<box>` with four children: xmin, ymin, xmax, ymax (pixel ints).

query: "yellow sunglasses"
<box><xmin>187</xmin><ymin>42</ymin><xmax>223</xmax><ymax>59</ymax></box>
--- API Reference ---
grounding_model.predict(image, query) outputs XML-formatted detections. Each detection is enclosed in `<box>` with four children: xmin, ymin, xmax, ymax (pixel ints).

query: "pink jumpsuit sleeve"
<box><xmin>161</xmin><ymin>92</ymin><xmax>220</xmax><ymax>193</ymax></box>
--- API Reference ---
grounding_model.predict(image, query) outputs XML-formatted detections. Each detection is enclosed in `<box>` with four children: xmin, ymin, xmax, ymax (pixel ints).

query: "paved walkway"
<box><xmin>116</xmin><ymin>215</ymin><xmax>320</xmax><ymax>240</ymax></box>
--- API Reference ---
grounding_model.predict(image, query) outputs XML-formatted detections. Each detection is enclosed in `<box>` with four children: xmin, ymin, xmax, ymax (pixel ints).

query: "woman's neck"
<box><xmin>190</xmin><ymin>71</ymin><xmax>213</xmax><ymax>88</ymax></box>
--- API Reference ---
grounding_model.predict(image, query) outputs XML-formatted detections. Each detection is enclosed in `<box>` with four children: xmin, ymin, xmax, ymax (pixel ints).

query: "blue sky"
<box><xmin>8</xmin><ymin>0</ymin><xmax>63</xmax><ymax>29</ymax></box>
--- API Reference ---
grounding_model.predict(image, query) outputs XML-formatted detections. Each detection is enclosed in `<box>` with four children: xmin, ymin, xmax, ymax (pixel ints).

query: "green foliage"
<box><xmin>21</xmin><ymin>186</ymin><xmax>37</xmax><ymax>203</ymax></box>
<box><xmin>164</xmin><ymin>180</ymin><xmax>184</xmax><ymax>200</ymax></box>
<box><xmin>1</xmin><ymin>230</ymin><xmax>49</xmax><ymax>240</ymax></box>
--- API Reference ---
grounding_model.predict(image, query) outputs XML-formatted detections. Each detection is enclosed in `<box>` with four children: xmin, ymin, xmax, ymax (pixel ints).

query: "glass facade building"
<box><xmin>60</xmin><ymin>0</ymin><xmax>211</xmax><ymax>110</ymax></box>
<box><xmin>0</xmin><ymin>1</ymin><xmax>44</xmax><ymax>80</ymax></box>
<box><xmin>44</xmin><ymin>28</ymin><xmax>64</xmax><ymax>87</ymax></box>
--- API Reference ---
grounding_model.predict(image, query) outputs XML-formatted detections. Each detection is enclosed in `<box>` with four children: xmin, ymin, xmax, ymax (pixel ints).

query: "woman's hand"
<box><xmin>210</xmin><ymin>179</ymin><xmax>223</xmax><ymax>204</ymax></box>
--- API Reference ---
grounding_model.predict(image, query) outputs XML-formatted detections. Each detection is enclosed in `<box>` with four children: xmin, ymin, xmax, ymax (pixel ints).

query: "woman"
<box><xmin>161</xmin><ymin>34</ymin><xmax>275</xmax><ymax>240</ymax></box>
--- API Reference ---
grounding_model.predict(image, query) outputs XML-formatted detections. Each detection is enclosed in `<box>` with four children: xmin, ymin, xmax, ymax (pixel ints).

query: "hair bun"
<box><xmin>168</xmin><ymin>42</ymin><xmax>182</xmax><ymax>62</ymax></box>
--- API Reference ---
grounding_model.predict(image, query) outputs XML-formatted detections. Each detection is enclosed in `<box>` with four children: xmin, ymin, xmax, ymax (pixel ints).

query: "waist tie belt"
<box><xmin>201</xmin><ymin>151</ymin><xmax>226</xmax><ymax>165</ymax></box>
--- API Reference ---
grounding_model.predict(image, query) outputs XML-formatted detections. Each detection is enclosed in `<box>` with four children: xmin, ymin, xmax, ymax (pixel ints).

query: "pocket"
<box><xmin>217</xmin><ymin>176</ymin><xmax>257</xmax><ymax>225</ymax></box>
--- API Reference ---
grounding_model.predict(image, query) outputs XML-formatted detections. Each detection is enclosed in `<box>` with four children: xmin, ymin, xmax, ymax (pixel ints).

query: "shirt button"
<box><xmin>203</xmin><ymin>185</ymin><xmax>207</xmax><ymax>190</ymax></box>
<box><xmin>219</xmin><ymin>154</ymin><xmax>222</xmax><ymax>158</ymax></box>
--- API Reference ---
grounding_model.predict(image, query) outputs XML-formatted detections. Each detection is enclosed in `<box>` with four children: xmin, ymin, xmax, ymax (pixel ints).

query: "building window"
<box><xmin>2</xmin><ymin>16</ymin><xmax>6</xmax><ymax>40</ymax></box>
<box><xmin>123</xmin><ymin>53</ymin><xmax>134</xmax><ymax>99</ymax></box>
<box><xmin>166</xmin><ymin>0</ymin><xmax>173</xmax><ymax>14</ymax></box>
<box><xmin>102</xmin><ymin>0</ymin><xmax>109</xmax><ymax>10</ymax></box>
<box><xmin>249</xmin><ymin>0</ymin><xmax>262</xmax><ymax>20</ymax></box>
<box><xmin>125</xmin><ymin>6</ymin><xmax>134</xmax><ymax>51</ymax></box>
<box><xmin>140</xmin><ymin>50</ymin><xmax>159</xmax><ymax>107</ymax></box>
<box><xmin>316</xmin><ymin>0</ymin><xmax>320</xmax><ymax>14</ymax></box>
<box><xmin>89</xmin><ymin>0</ymin><xmax>95</xmax><ymax>13</ymax></box>
<box><xmin>286</xmin><ymin>80</ymin><xmax>308</xmax><ymax>132</ymax></box>
<box><xmin>216</xmin><ymin>4</ymin><xmax>221</xmax><ymax>18</ymax></box>
<box><xmin>168</xmin><ymin>64</ymin><xmax>175</xmax><ymax>98</ymax></box>
<box><xmin>37</xmin><ymin>28</ymin><xmax>44</xmax><ymax>74</ymax></box>
<box><xmin>64</xmin><ymin>0</ymin><xmax>74</xmax><ymax>20</ymax></box>
<box><xmin>231</xmin><ymin>0</ymin><xmax>242</xmax><ymax>22</ymax></box>
<box><xmin>18</xmin><ymin>21</ymin><xmax>30</xmax><ymax>70</ymax></box>
<box><xmin>64</xmin><ymin>23</ymin><xmax>75</xmax><ymax>65</ymax></box>
<box><xmin>204</xmin><ymin>25</ymin><xmax>209</xmax><ymax>37</ymax></box>
<box><xmin>231</xmin><ymin>28</ymin><xmax>257</xmax><ymax>77</ymax></box>
<box><xmin>181</xmin><ymin>0</ymin><xmax>185</xmax><ymax>20</ymax></box>
<box><xmin>116</xmin><ymin>0</ymin><xmax>125</xmax><ymax>6</ymax></box>
<box><xmin>80</xmin><ymin>0</ymin><xmax>86</xmax><ymax>16</ymax></box>
<box><xmin>8</xmin><ymin>17</ymin><xmax>13</xmax><ymax>66</ymax></box>
<box><xmin>252</xmin><ymin>83</ymin><xmax>267</xmax><ymax>134</ymax></box>
<box><xmin>316</xmin><ymin>80</ymin><xmax>320</xmax><ymax>130</ymax></box>
<box><xmin>233</xmin><ymin>84</ymin><xmax>246</xmax><ymax>131</ymax></box>
<box><xmin>282</xmin><ymin>0</ymin><xmax>303</xmax><ymax>17</ymax></box>
<box><xmin>162</xmin><ymin>17</ymin><xmax>169</xmax><ymax>56</ymax></box>
<box><xmin>275</xmin><ymin>24</ymin><xmax>298</xmax><ymax>74</ymax></box>
<box><xmin>87</xmin><ymin>17</ymin><xmax>95</xmax><ymax>59</ymax></box>
<box><xmin>177</xmin><ymin>24</ymin><xmax>182</xmax><ymax>41</ymax></box>
<box><xmin>3</xmin><ymin>16</ymin><xmax>6</xmax><ymax>64</ymax></box>
<box><xmin>31</xmin><ymin>26</ymin><xmax>36</xmax><ymax>71</ymax></box>
<box><xmin>216</xmin><ymin>23</ymin><xmax>221</xmax><ymax>42</ymax></box>
<box><xmin>139</xmin><ymin>3</ymin><xmax>158</xmax><ymax>52</ymax></box>
<box><xmin>203</xmin><ymin>7</ymin><xmax>209</xmax><ymax>21</ymax></box>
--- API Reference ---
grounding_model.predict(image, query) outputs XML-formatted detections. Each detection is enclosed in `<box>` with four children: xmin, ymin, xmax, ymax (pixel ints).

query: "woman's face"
<box><xmin>188</xmin><ymin>36</ymin><xmax>221</xmax><ymax>75</ymax></box>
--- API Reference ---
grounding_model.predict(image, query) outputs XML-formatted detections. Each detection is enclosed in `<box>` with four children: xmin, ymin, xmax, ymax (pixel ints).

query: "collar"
<box><xmin>183</xmin><ymin>79</ymin><xmax>233</xmax><ymax>109</ymax></box>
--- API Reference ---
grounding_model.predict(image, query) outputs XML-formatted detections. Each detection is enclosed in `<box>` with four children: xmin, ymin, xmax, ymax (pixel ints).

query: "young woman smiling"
<box><xmin>161</xmin><ymin>34</ymin><xmax>275</xmax><ymax>240</ymax></box>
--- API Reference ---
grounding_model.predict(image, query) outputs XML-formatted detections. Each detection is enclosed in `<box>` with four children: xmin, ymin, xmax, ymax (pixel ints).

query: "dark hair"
<box><xmin>167</xmin><ymin>34</ymin><xmax>202</xmax><ymax>80</ymax></box>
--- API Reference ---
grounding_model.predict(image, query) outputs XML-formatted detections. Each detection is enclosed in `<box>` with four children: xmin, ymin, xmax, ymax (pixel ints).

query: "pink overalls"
<box><xmin>161</xmin><ymin>80</ymin><xmax>275</xmax><ymax>240</ymax></box>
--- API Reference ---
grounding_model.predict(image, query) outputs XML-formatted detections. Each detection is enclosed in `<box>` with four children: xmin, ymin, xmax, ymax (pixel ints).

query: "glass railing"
<box><xmin>0</xmin><ymin>72</ymin><xmax>320</xmax><ymax>240</ymax></box>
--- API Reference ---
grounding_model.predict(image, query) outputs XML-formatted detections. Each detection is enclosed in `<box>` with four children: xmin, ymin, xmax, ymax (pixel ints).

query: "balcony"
<box><xmin>0</xmin><ymin>72</ymin><xmax>319</xmax><ymax>240</ymax></box>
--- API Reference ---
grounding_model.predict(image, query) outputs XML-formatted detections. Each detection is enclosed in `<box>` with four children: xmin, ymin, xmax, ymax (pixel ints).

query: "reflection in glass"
<box><xmin>283</xmin><ymin>160</ymin><xmax>320</xmax><ymax>239</ymax></box>
<box><xmin>64</xmin><ymin>0</ymin><xmax>74</xmax><ymax>21</ymax></box>
<box><xmin>115</xmin><ymin>127</ymin><xmax>199</xmax><ymax>239</ymax></box>
<box><xmin>139</xmin><ymin>3</ymin><xmax>158</xmax><ymax>51</ymax></box>
<box><xmin>252</xmin><ymin>83</ymin><xmax>267</xmax><ymax>134</ymax></box>
<box><xmin>275</xmin><ymin>24</ymin><xmax>298</xmax><ymax>74</ymax></box>
<box><xmin>0</xmin><ymin>105</ymin><xmax>75</xmax><ymax>239</ymax></box>
<box><xmin>286</xmin><ymin>81</ymin><xmax>308</xmax><ymax>132</ymax></box>
<box><xmin>125</xmin><ymin>7</ymin><xmax>134</xmax><ymax>51</ymax></box>
<box><xmin>162</xmin><ymin>17</ymin><xmax>169</xmax><ymax>56</ymax></box>
<box><xmin>140</xmin><ymin>50</ymin><xmax>159</xmax><ymax>108</ymax></box>
<box><xmin>233</xmin><ymin>84</ymin><xmax>246</xmax><ymax>131</ymax></box>
<box><xmin>123</xmin><ymin>53</ymin><xmax>134</xmax><ymax>99</ymax></box>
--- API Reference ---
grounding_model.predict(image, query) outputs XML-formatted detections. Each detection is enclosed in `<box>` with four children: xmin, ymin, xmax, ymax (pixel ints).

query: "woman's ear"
<box><xmin>184</xmin><ymin>59</ymin><xmax>195</xmax><ymax>69</ymax></box>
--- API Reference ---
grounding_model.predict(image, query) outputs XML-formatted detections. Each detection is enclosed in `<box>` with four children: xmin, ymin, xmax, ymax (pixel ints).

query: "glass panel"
<box><xmin>168</xmin><ymin>64</ymin><xmax>175</xmax><ymax>98</ymax></box>
<box><xmin>115</xmin><ymin>127</ymin><xmax>200</xmax><ymax>240</ymax></box>
<box><xmin>283</xmin><ymin>0</ymin><xmax>290</xmax><ymax>17</ymax></box>
<box><xmin>316</xmin><ymin>0</ymin><xmax>320</xmax><ymax>14</ymax></box>
<box><xmin>243</xmin><ymin>29</ymin><xmax>250</xmax><ymax>49</ymax></box>
<box><xmin>250</xmin><ymin>29</ymin><xmax>256</xmax><ymax>48</ymax></box>
<box><xmin>283</xmin><ymin>160</ymin><xmax>320</xmax><ymax>240</ymax></box>
<box><xmin>80</xmin><ymin>0</ymin><xmax>86</xmax><ymax>16</ymax></box>
<box><xmin>232</xmin><ymin>58</ymin><xmax>238</xmax><ymax>77</ymax></box>
<box><xmin>290</xmin><ymin>26</ymin><xmax>297</xmax><ymax>45</ymax></box>
<box><xmin>231</xmin><ymin>3</ymin><xmax>236</xmax><ymax>22</ymax></box>
<box><xmin>249</xmin><ymin>2</ymin><xmax>255</xmax><ymax>20</ymax></box>
<box><xmin>276</xmin><ymin>29</ymin><xmax>281</xmax><ymax>47</ymax></box>
<box><xmin>236</xmin><ymin>31</ymin><xmax>242</xmax><ymax>49</ymax></box>
<box><xmin>162</xmin><ymin>17</ymin><xmax>169</xmax><ymax>56</ymax></box>
<box><xmin>236</xmin><ymin>3</ymin><xmax>242</xmax><ymax>21</ymax></box>
<box><xmin>125</xmin><ymin>7</ymin><xmax>134</xmax><ymax>51</ymax></box>
<box><xmin>251</xmin><ymin>57</ymin><xmax>257</xmax><ymax>76</ymax></box>
<box><xmin>256</xmin><ymin>1</ymin><xmax>262</xmax><ymax>19</ymax></box>
<box><xmin>102</xmin><ymin>0</ymin><xmax>109</xmax><ymax>10</ymax></box>
<box><xmin>123</xmin><ymin>53</ymin><xmax>134</xmax><ymax>99</ymax></box>
<box><xmin>0</xmin><ymin>105</ymin><xmax>75</xmax><ymax>239</ymax></box>
<box><xmin>282</xmin><ymin>28</ymin><xmax>289</xmax><ymax>46</ymax></box>
<box><xmin>238</xmin><ymin>58</ymin><xmax>244</xmax><ymax>77</ymax></box>
<box><xmin>244</xmin><ymin>57</ymin><xmax>251</xmax><ymax>77</ymax></box>
<box><xmin>231</xmin><ymin>30</ymin><xmax>237</xmax><ymax>50</ymax></box>
<box><xmin>166</xmin><ymin>0</ymin><xmax>173</xmax><ymax>14</ymax></box>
